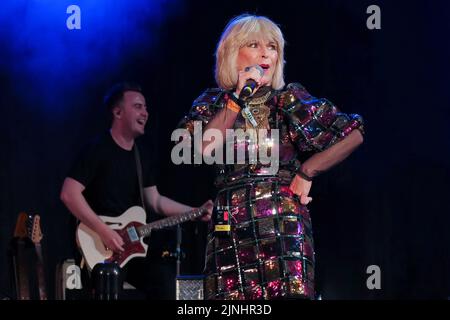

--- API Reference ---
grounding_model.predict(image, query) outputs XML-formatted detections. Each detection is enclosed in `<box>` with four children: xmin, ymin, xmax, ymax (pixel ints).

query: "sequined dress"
<box><xmin>179</xmin><ymin>83</ymin><xmax>364</xmax><ymax>300</ymax></box>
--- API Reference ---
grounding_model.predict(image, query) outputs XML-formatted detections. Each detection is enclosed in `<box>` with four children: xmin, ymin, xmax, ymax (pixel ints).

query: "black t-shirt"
<box><xmin>68</xmin><ymin>132</ymin><xmax>156</xmax><ymax>217</ymax></box>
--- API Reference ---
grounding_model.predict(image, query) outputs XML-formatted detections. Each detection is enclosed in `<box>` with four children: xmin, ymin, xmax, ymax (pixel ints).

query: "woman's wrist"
<box><xmin>297</xmin><ymin>167</ymin><xmax>313</xmax><ymax>181</ymax></box>
<box><xmin>226</xmin><ymin>99</ymin><xmax>241</xmax><ymax>113</ymax></box>
<box><xmin>226</xmin><ymin>91</ymin><xmax>244</xmax><ymax>113</ymax></box>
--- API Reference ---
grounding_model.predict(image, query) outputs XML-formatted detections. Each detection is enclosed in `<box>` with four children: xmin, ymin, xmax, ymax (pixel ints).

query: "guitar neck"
<box><xmin>14</xmin><ymin>239</ymin><xmax>30</xmax><ymax>300</ymax></box>
<box><xmin>137</xmin><ymin>208</ymin><xmax>204</xmax><ymax>238</ymax></box>
<box><xmin>34</xmin><ymin>244</ymin><xmax>48</xmax><ymax>300</ymax></box>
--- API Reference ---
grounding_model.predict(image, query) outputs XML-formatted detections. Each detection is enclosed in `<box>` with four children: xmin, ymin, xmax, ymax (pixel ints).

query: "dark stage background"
<box><xmin>1</xmin><ymin>0</ymin><xmax>449</xmax><ymax>299</ymax></box>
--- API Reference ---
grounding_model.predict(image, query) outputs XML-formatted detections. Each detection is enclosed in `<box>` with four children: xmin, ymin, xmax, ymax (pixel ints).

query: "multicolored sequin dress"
<box><xmin>179</xmin><ymin>83</ymin><xmax>364</xmax><ymax>300</ymax></box>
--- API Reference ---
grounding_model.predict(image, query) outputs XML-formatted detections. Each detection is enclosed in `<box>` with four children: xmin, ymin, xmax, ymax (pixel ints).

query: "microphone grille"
<box><xmin>255</xmin><ymin>65</ymin><xmax>264</xmax><ymax>76</ymax></box>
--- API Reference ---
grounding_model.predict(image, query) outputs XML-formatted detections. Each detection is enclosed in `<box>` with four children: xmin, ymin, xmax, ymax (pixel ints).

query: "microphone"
<box><xmin>239</xmin><ymin>65</ymin><xmax>264</xmax><ymax>99</ymax></box>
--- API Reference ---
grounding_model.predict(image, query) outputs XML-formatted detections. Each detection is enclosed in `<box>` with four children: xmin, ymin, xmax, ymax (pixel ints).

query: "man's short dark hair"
<box><xmin>103</xmin><ymin>82</ymin><xmax>143</xmax><ymax>112</ymax></box>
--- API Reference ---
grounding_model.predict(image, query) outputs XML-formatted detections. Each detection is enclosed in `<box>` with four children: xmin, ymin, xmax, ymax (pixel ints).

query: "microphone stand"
<box><xmin>176</xmin><ymin>225</ymin><xmax>182</xmax><ymax>277</ymax></box>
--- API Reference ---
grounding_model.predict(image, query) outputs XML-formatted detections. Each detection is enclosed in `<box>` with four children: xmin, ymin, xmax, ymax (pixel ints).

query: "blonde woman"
<box><xmin>179</xmin><ymin>14</ymin><xmax>364</xmax><ymax>300</ymax></box>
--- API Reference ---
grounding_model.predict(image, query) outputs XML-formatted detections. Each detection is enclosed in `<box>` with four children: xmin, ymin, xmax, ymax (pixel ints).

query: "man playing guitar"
<box><xmin>60</xmin><ymin>82</ymin><xmax>213</xmax><ymax>299</ymax></box>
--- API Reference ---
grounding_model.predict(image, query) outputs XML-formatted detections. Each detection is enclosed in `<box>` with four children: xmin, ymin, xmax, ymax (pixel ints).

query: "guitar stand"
<box><xmin>176</xmin><ymin>225</ymin><xmax>182</xmax><ymax>276</ymax></box>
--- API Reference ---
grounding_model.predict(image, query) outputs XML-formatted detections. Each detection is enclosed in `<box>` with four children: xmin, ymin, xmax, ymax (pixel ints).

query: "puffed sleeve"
<box><xmin>174</xmin><ymin>88</ymin><xmax>227</xmax><ymax>165</ymax></box>
<box><xmin>281</xmin><ymin>83</ymin><xmax>364</xmax><ymax>153</ymax></box>
<box><xmin>178</xmin><ymin>88</ymin><xmax>227</xmax><ymax>134</ymax></box>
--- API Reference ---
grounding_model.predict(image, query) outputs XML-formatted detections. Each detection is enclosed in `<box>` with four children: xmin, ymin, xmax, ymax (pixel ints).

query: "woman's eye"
<box><xmin>248</xmin><ymin>43</ymin><xmax>258</xmax><ymax>48</ymax></box>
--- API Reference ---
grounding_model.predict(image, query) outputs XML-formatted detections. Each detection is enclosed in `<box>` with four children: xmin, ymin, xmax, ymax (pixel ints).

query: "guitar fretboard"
<box><xmin>137</xmin><ymin>208</ymin><xmax>204</xmax><ymax>238</ymax></box>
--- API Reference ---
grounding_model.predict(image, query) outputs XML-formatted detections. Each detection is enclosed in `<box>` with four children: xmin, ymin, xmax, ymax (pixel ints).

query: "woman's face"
<box><xmin>236</xmin><ymin>37</ymin><xmax>278</xmax><ymax>86</ymax></box>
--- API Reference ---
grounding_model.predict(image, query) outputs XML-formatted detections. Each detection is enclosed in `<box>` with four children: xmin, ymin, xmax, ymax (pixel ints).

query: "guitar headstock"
<box><xmin>29</xmin><ymin>214</ymin><xmax>43</xmax><ymax>244</ymax></box>
<box><xmin>13</xmin><ymin>212</ymin><xmax>29</xmax><ymax>239</ymax></box>
<box><xmin>13</xmin><ymin>212</ymin><xmax>43</xmax><ymax>244</ymax></box>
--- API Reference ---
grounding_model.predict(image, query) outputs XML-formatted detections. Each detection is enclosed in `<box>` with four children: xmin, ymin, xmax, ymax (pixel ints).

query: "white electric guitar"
<box><xmin>76</xmin><ymin>206</ymin><xmax>207</xmax><ymax>270</ymax></box>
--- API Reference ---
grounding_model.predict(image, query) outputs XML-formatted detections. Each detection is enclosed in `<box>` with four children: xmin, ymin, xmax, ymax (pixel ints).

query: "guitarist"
<box><xmin>60</xmin><ymin>82</ymin><xmax>213</xmax><ymax>299</ymax></box>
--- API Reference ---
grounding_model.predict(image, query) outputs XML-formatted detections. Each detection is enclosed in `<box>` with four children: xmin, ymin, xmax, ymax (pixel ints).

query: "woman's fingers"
<box><xmin>236</xmin><ymin>65</ymin><xmax>264</xmax><ymax>95</ymax></box>
<box><xmin>300</xmin><ymin>194</ymin><xmax>313</xmax><ymax>205</ymax></box>
<box><xmin>290</xmin><ymin>175</ymin><xmax>313</xmax><ymax>205</ymax></box>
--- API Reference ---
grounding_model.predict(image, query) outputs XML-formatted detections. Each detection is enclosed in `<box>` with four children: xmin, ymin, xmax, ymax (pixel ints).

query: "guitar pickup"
<box><xmin>127</xmin><ymin>227</ymin><xmax>139</xmax><ymax>242</ymax></box>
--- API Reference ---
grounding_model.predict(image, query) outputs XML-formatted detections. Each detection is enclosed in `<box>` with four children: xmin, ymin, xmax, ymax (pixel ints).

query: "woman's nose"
<box><xmin>260</xmin><ymin>47</ymin><xmax>268</xmax><ymax>58</ymax></box>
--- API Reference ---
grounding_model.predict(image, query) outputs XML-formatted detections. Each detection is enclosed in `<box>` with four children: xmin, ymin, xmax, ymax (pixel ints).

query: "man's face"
<box><xmin>115</xmin><ymin>91</ymin><xmax>148</xmax><ymax>137</ymax></box>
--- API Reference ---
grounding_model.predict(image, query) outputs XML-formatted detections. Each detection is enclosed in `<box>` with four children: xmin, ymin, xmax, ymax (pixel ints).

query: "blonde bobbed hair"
<box><xmin>215</xmin><ymin>14</ymin><xmax>285</xmax><ymax>90</ymax></box>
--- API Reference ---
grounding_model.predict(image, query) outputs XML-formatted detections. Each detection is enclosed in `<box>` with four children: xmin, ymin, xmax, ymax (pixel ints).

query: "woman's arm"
<box><xmin>200</xmin><ymin>103</ymin><xmax>240</xmax><ymax>154</ymax></box>
<box><xmin>300</xmin><ymin>129</ymin><xmax>364</xmax><ymax>178</ymax></box>
<box><xmin>290</xmin><ymin>130</ymin><xmax>364</xmax><ymax>204</ymax></box>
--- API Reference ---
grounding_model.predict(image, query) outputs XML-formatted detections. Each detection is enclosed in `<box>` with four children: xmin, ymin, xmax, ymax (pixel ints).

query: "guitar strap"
<box><xmin>133</xmin><ymin>143</ymin><xmax>146</xmax><ymax>212</ymax></box>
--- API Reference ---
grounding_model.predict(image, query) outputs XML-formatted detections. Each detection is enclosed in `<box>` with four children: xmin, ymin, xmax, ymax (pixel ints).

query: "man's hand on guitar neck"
<box><xmin>97</xmin><ymin>223</ymin><xmax>124</xmax><ymax>253</ymax></box>
<box><xmin>196</xmin><ymin>200</ymin><xmax>214</xmax><ymax>222</ymax></box>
